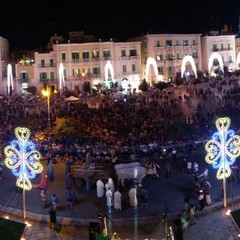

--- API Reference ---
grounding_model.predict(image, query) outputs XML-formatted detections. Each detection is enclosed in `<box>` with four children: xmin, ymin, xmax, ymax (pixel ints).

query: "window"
<box><xmin>50</xmin><ymin>72</ymin><xmax>54</xmax><ymax>82</ymax></box>
<box><xmin>156</xmin><ymin>41</ymin><xmax>160</xmax><ymax>47</ymax></box>
<box><xmin>40</xmin><ymin>72</ymin><xmax>47</xmax><ymax>81</ymax></box>
<box><xmin>121</xmin><ymin>50</ymin><xmax>126</xmax><ymax>57</ymax></box>
<box><xmin>129</xmin><ymin>49</ymin><xmax>137</xmax><ymax>56</ymax></box>
<box><xmin>192</xmin><ymin>52</ymin><xmax>198</xmax><ymax>58</ymax></box>
<box><xmin>213</xmin><ymin>44</ymin><xmax>218</xmax><ymax>51</ymax></box>
<box><xmin>221</xmin><ymin>44</ymin><xmax>224</xmax><ymax>50</ymax></box>
<box><xmin>103</xmin><ymin>50</ymin><xmax>110</xmax><ymax>58</ymax></box>
<box><xmin>166</xmin><ymin>40</ymin><xmax>172</xmax><ymax>46</ymax></box>
<box><xmin>168</xmin><ymin>66</ymin><xmax>172</xmax><ymax>73</ymax></box>
<box><xmin>73</xmin><ymin>68</ymin><xmax>80</xmax><ymax>76</ymax></box>
<box><xmin>132</xmin><ymin>64</ymin><xmax>136</xmax><ymax>72</ymax></box>
<box><xmin>122</xmin><ymin>65</ymin><xmax>127</xmax><ymax>73</ymax></box>
<box><xmin>158</xmin><ymin>67</ymin><xmax>163</xmax><ymax>74</ymax></box>
<box><xmin>176</xmin><ymin>40</ymin><xmax>179</xmax><ymax>46</ymax></box>
<box><xmin>82</xmin><ymin>52</ymin><xmax>89</xmax><ymax>60</ymax></box>
<box><xmin>176</xmin><ymin>53</ymin><xmax>181</xmax><ymax>59</ymax></box>
<box><xmin>192</xmin><ymin>40</ymin><xmax>196</xmax><ymax>45</ymax></box>
<box><xmin>61</xmin><ymin>53</ymin><xmax>66</xmax><ymax>62</ymax></box>
<box><xmin>72</xmin><ymin>52</ymin><xmax>80</xmax><ymax>62</ymax></box>
<box><xmin>93</xmin><ymin>67</ymin><xmax>100</xmax><ymax>75</ymax></box>
<box><xmin>184</xmin><ymin>40</ymin><xmax>189</xmax><ymax>46</ymax></box>
<box><xmin>228</xmin><ymin>43</ymin><xmax>231</xmax><ymax>50</ymax></box>
<box><xmin>228</xmin><ymin>56</ymin><xmax>232</xmax><ymax>63</ymax></box>
<box><xmin>92</xmin><ymin>50</ymin><xmax>99</xmax><ymax>59</ymax></box>
<box><xmin>167</xmin><ymin>54</ymin><xmax>173</xmax><ymax>60</ymax></box>
<box><xmin>156</xmin><ymin>55</ymin><xmax>163</xmax><ymax>61</ymax></box>
<box><xmin>20</xmin><ymin>72</ymin><xmax>28</xmax><ymax>80</ymax></box>
<box><xmin>41</xmin><ymin>59</ymin><xmax>45</xmax><ymax>67</ymax></box>
<box><xmin>50</xmin><ymin>59</ymin><xmax>54</xmax><ymax>67</ymax></box>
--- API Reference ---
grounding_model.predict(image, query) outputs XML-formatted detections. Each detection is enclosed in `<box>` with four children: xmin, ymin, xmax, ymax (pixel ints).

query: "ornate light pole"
<box><xmin>205</xmin><ymin>117</ymin><xmax>240</xmax><ymax>207</ymax></box>
<box><xmin>4</xmin><ymin>127</ymin><xmax>43</xmax><ymax>220</ymax></box>
<box><xmin>42</xmin><ymin>86</ymin><xmax>51</xmax><ymax>127</ymax></box>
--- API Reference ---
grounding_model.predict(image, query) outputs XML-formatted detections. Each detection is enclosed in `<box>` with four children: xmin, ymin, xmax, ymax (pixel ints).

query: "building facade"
<box><xmin>0</xmin><ymin>37</ymin><xmax>9</xmax><ymax>94</ymax></box>
<box><xmin>9</xmin><ymin>31</ymin><xmax>240</xmax><ymax>96</ymax></box>
<box><xmin>14</xmin><ymin>39</ymin><xmax>142</xmax><ymax>95</ymax></box>
<box><xmin>138</xmin><ymin>34</ymin><xmax>202</xmax><ymax>84</ymax></box>
<box><xmin>201</xmin><ymin>33</ymin><xmax>236</xmax><ymax>75</ymax></box>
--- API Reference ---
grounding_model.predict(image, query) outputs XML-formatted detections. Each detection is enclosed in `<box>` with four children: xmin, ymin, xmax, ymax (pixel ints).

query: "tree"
<box><xmin>52</xmin><ymin>118</ymin><xmax>84</xmax><ymax>141</ymax></box>
<box><xmin>139</xmin><ymin>79</ymin><xmax>149</xmax><ymax>92</ymax></box>
<box><xmin>26</xmin><ymin>86</ymin><xmax>37</xmax><ymax>95</ymax></box>
<box><xmin>153</xmin><ymin>81</ymin><xmax>171</xmax><ymax>91</ymax></box>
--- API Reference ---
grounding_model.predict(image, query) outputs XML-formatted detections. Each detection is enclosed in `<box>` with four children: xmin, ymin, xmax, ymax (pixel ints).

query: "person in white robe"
<box><xmin>106</xmin><ymin>188</ymin><xmax>113</xmax><ymax>208</ymax></box>
<box><xmin>96</xmin><ymin>179</ymin><xmax>105</xmax><ymax>198</ymax></box>
<box><xmin>105</xmin><ymin>178</ymin><xmax>115</xmax><ymax>193</ymax></box>
<box><xmin>128</xmin><ymin>186</ymin><xmax>137</xmax><ymax>207</ymax></box>
<box><xmin>113</xmin><ymin>188</ymin><xmax>122</xmax><ymax>210</ymax></box>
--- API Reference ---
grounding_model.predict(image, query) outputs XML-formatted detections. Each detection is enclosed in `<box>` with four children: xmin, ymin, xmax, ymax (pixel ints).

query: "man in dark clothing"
<box><xmin>65</xmin><ymin>172</ymin><xmax>74</xmax><ymax>189</ymax></box>
<box><xmin>49</xmin><ymin>208</ymin><xmax>57</xmax><ymax>230</ymax></box>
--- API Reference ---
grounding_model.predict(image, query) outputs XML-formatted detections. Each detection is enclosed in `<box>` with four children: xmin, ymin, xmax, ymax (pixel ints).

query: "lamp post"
<box><xmin>4</xmin><ymin>127</ymin><xmax>43</xmax><ymax>220</ymax></box>
<box><xmin>42</xmin><ymin>86</ymin><xmax>51</xmax><ymax>127</ymax></box>
<box><xmin>205</xmin><ymin>117</ymin><xmax>240</xmax><ymax>208</ymax></box>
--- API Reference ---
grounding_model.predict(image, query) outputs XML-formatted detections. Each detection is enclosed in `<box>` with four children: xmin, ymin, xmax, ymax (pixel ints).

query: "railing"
<box><xmin>38</xmin><ymin>63</ymin><xmax>56</xmax><ymax>68</ymax></box>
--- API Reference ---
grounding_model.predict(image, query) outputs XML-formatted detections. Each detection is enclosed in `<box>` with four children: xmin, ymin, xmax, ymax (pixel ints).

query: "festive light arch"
<box><xmin>4</xmin><ymin>127</ymin><xmax>43</xmax><ymax>190</ymax></box>
<box><xmin>7</xmin><ymin>64</ymin><xmax>13</xmax><ymax>94</ymax></box>
<box><xmin>236</xmin><ymin>52</ymin><xmax>240</xmax><ymax>69</ymax></box>
<box><xmin>208</xmin><ymin>52</ymin><xmax>224</xmax><ymax>75</ymax></box>
<box><xmin>104</xmin><ymin>60</ymin><xmax>114</xmax><ymax>88</ymax></box>
<box><xmin>181</xmin><ymin>55</ymin><xmax>197</xmax><ymax>78</ymax></box>
<box><xmin>145</xmin><ymin>57</ymin><xmax>158</xmax><ymax>85</ymax></box>
<box><xmin>59</xmin><ymin>62</ymin><xmax>65</xmax><ymax>90</ymax></box>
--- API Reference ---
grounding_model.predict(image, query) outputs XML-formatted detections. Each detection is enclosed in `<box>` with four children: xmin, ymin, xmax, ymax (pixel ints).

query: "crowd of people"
<box><xmin>1</xmin><ymin>75</ymin><xmax>240</xmax><ymax>235</ymax></box>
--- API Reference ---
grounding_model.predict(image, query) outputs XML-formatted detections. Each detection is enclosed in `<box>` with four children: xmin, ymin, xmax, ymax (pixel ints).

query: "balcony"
<box><xmin>82</xmin><ymin>58</ymin><xmax>90</xmax><ymax>62</ymax></box>
<box><xmin>91</xmin><ymin>57</ymin><xmax>100</xmax><ymax>62</ymax></box>
<box><xmin>18</xmin><ymin>78</ymin><xmax>29</xmax><ymax>83</ymax></box>
<box><xmin>103</xmin><ymin>56</ymin><xmax>111</xmax><ymax>61</ymax></box>
<box><xmin>72</xmin><ymin>59</ymin><xmax>80</xmax><ymax>63</ymax></box>
<box><xmin>154</xmin><ymin>46</ymin><xmax>164</xmax><ymax>51</ymax></box>
<box><xmin>38</xmin><ymin>63</ymin><xmax>56</xmax><ymax>68</ymax></box>
<box><xmin>129</xmin><ymin>55</ymin><xmax>137</xmax><ymax>60</ymax></box>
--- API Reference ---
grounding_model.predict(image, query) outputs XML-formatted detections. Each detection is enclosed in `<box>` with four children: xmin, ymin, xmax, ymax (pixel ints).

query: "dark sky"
<box><xmin>1</xmin><ymin>0</ymin><xmax>240</xmax><ymax>50</ymax></box>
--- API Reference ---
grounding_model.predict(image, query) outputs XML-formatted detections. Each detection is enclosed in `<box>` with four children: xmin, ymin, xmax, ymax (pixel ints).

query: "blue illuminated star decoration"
<box><xmin>205</xmin><ymin>117</ymin><xmax>240</xmax><ymax>179</ymax></box>
<box><xmin>4</xmin><ymin>127</ymin><xmax>43</xmax><ymax>190</ymax></box>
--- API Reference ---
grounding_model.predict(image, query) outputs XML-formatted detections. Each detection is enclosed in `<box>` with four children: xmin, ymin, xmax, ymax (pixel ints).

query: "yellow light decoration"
<box><xmin>215</xmin><ymin>117</ymin><xmax>231</xmax><ymax>133</ymax></box>
<box><xmin>4</xmin><ymin>127</ymin><xmax>43</xmax><ymax>190</ymax></box>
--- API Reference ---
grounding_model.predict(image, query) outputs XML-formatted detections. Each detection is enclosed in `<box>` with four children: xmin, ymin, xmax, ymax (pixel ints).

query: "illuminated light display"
<box><xmin>7</xmin><ymin>64</ymin><xmax>13</xmax><ymax>95</ymax></box>
<box><xmin>4</xmin><ymin>127</ymin><xmax>43</xmax><ymax>191</ymax></box>
<box><xmin>236</xmin><ymin>52</ymin><xmax>240</xmax><ymax>69</ymax></box>
<box><xmin>208</xmin><ymin>52</ymin><xmax>224</xmax><ymax>76</ymax></box>
<box><xmin>59</xmin><ymin>62</ymin><xmax>65</xmax><ymax>90</ymax></box>
<box><xmin>104</xmin><ymin>60</ymin><xmax>114</xmax><ymax>88</ymax></box>
<box><xmin>145</xmin><ymin>57</ymin><xmax>159</xmax><ymax>85</ymax></box>
<box><xmin>181</xmin><ymin>55</ymin><xmax>197</xmax><ymax>78</ymax></box>
<box><xmin>205</xmin><ymin>117</ymin><xmax>240</xmax><ymax>207</ymax></box>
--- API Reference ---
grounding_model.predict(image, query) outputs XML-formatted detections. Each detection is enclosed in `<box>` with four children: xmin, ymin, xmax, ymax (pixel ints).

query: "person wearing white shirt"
<box><xmin>128</xmin><ymin>186</ymin><xmax>137</xmax><ymax>207</ymax></box>
<box><xmin>106</xmin><ymin>188</ymin><xmax>113</xmax><ymax>209</ymax></box>
<box><xmin>96</xmin><ymin>179</ymin><xmax>105</xmax><ymax>198</ymax></box>
<box><xmin>113</xmin><ymin>188</ymin><xmax>122</xmax><ymax>210</ymax></box>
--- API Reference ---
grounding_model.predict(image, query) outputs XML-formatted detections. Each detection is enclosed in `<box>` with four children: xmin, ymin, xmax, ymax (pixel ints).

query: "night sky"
<box><xmin>1</xmin><ymin>0</ymin><xmax>240</xmax><ymax>50</ymax></box>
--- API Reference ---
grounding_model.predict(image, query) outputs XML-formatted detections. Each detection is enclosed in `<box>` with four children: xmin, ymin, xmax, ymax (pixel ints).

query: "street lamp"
<box><xmin>4</xmin><ymin>127</ymin><xmax>43</xmax><ymax>220</ymax></box>
<box><xmin>41</xmin><ymin>86</ymin><xmax>51</xmax><ymax>127</ymax></box>
<box><xmin>205</xmin><ymin>117</ymin><xmax>240</xmax><ymax>208</ymax></box>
